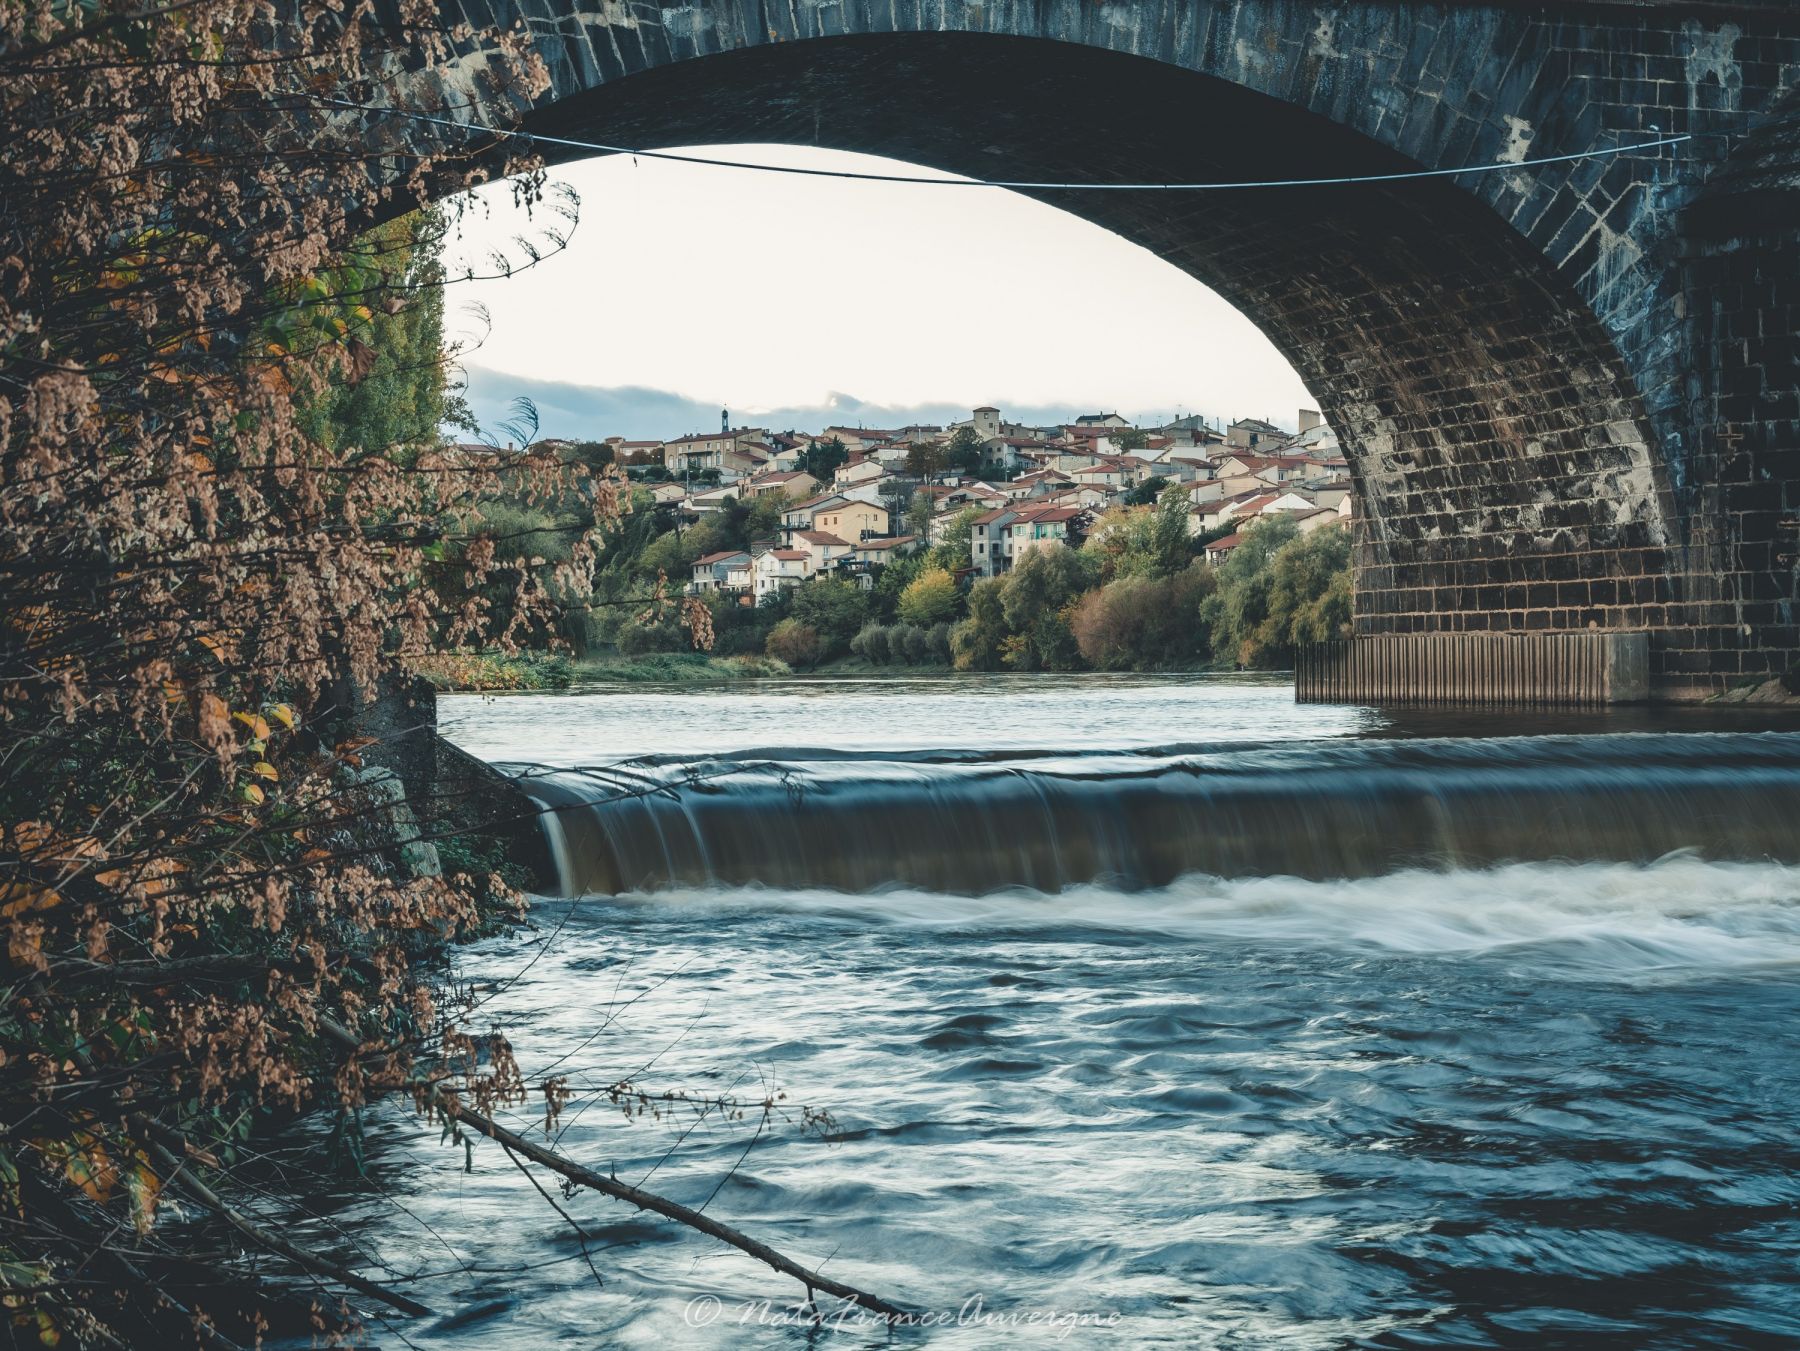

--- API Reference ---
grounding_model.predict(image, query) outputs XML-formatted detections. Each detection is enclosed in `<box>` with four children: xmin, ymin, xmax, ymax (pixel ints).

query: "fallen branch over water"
<box><xmin>436</xmin><ymin>1092</ymin><xmax>909</xmax><ymax>1320</ymax></box>
<box><xmin>146</xmin><ymin>1138</ymin><xmax>435</xmax><ymax>1320</ymax></box>
<box><xmin>306</xmin><ymin>1016</ymin><xmax>907</xmax><ymax>1319</ymax></box>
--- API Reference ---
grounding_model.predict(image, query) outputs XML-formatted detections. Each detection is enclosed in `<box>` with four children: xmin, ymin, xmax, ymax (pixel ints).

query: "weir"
<box><xmin>1296</xmin><ymin>633</ymin><xmax>1649</xmax><ymax>706</ymax></box>
<box><xmin>514</xmin><ymin>733</ymin><xmax>1800</xmax><ymax>897</ymax></box>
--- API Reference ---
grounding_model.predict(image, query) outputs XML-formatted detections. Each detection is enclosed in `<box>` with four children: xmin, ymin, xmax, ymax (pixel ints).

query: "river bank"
<box><xmin>412</xmin><ymin>647</ymin><xmax>1266</xmax><ymax>692</ymax></box>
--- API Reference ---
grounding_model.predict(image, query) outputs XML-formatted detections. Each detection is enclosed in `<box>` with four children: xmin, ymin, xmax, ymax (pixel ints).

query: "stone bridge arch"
<box><xmin>411</xmin><ymin>2</ymin><xmax>1800</xmax><ymax>698</ymax></box>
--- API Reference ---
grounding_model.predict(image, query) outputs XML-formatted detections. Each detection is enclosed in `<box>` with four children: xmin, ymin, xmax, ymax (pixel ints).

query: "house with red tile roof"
<box><xmin>754</xmin><ymin>548</ymin><xmax>812</xmax><ymax>601</ymax></box>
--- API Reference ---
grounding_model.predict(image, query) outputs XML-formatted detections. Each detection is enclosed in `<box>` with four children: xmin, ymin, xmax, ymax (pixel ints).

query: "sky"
<box><xmin>440</xmin><ymin>144</ymin><xmax>1314</xmax><ymax>443</ymax></box>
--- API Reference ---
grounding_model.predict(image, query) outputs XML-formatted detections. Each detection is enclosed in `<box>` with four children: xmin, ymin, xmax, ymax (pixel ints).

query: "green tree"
<box><xmin>930</xmin><ymin>505</ymin><xmax>983</xmax><ymax>571</ymax></box>
<box><xmin>998</xmin><ymin>546</ymin><xmax>1097</xmax><ymax>670</ymax></box>
<box><xmin>1111</xmin><ymin>428</ymin><xmax>1150</xmax><ymax>453</ymax></box>
<box><xmin>1150</xmin><ymin>481</ymin><xmax>1193</xmax><ymax>577</ymax></box>
<box><xmin>1264</xmin><ymin>523</ymin><xmax>1354</xmax><ymax>650</ymax></box>
<box><xmin>296</xmin><ymin>209</ymin><xmax>461</xmax><ymax>454</ymax></box>
<box><xmin>1123</xmin><ymin>474</ymin><xmax>1170</xmax><ymax>507</ymax></box>
<box><xmin>791</xmin><ymin>577</ymin><xmax>873</xmax><ymax>658</ymax></box>
<box><xmin>800</xmin><ymin>436</ymin><xmax>849</xmax><ymax>481</ymax></box>
<box><xmin>850</xmin><ymin>622</ymin><xmax>892</xmax><ymax>664</ymax></box>
<box><xmin>1201</xmin><ymin>514</ymin><xmax>1355</xmax><ymax>668</ymax></box>
<box><xmin>1082</xmin><ymin>505</ymin><xmax>1159</xmax><ymax>582</ymax></box>
<box><xmin>871</xmin><ymin>552</ymin><xmax>926</xmax><ymax>622</ymax></box>
<box><xmin>951</xmin><ymin>578</ymin><xmax>1010</xmax><ymax>670</ymax></box>
<box><xmin>745</xmin><ymin>491</ymin><xmax>791</xmax><ymax>541</ymax></box>
<box><xmin>898</xmin><ymin>565</ymin><xmax>961</xmax><ymax>626</ymax></box>
<box><xmin>906</xmin><ymin>488</ymin><xmax>934</xmax><ymax>539</ymax></box>
<box><xmin>945</xmin><ymin>425</ymin><xmax>987</xmax><ymax>475</ymax></box>
<box><xmin>636</xmin><ymin>524</ymin><xmax>705</xmax><ymax>580</ymax></box>
<box><xmin>559</xmin><ymin>440</ymin><xmax>616</xmax><ymax>473</ymax></box>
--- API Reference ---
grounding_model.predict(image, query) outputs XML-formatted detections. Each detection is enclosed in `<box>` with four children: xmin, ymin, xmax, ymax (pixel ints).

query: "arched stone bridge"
<box><xmin>420</xmin><ymin>0</ymin><xmax>1800</xmax><ymax>698</ymax></box>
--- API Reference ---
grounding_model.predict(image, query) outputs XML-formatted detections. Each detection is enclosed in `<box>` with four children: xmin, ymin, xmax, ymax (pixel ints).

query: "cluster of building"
<box><xmin>586</xmin><ymin>405</ymin><xmax>1354</xmax><ymax>601</ymax></box>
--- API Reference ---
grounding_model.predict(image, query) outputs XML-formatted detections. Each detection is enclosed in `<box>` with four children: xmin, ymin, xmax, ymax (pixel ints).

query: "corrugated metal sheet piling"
<box><xmin>1295</xmin><ymin>634</ymin><xmax>1649</xmax><ymax>705</ymax></box>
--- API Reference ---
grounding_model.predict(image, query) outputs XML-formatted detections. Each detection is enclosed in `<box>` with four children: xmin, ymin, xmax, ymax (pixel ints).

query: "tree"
<box><xmin>1111</xmin><ymin>428</ymin><xmax>1150</xmax><ymax>453</ymax></box>
<box><xmin>791</xmin><ymin>578</ymin><xmax>873</xmax><ymax>658</ymax></box>
<box><xmin>801</xmin><ymin>436</ymin><xmax>849</xmax><ymax>481</ymax></box>
<box><xmin>560</xmin><ymin>440</ymin><xmax>617</xmax><ymax>473</ymax></box>
<box><xmin>945</xmin><ymin>425</ymin><xmax>987</xmax><ymax>474</ymax></box>
<box><xmin>906</xmin><ymin>488</ymin><xmax>935</xmax><ymax>540</ymax></box>
<box><xmin>766</xmin><ymin>618</ymin><xmax>824</xmax><ymax>669</ymax></box>
<box><xmin>898</xmin><ymin>565</ymin><xmax>962</xmax><ymax>626</ymax></box>
<box><xmin>1071</xmin><ymin>566</ymin><xmax>1215</xmax><ymax>670</ymax></box>
<box><xmin>951</xmin><ymin>578</ymin><xmax>1009</xmax><ymax>670</ymax></box>
<box><xmin>745</xmin><ymin>490</ymin><xmax>792</xmax><ymax>541</ymax></box>
<box><xmin>0</xmin><ymin>4</ymin><xmax>630</xmax><ymax>1342</ymax></box>
<box><xmin>871</xmin><ymin>552</ymin><xmax>927</xmax><ymax>622</ymax></box>
<box><xmin>998</xmin><ymin>547</ymin><xmax>1097</xmax><ymax>670</ymax></box>
<box><xmin>1264</xmin><ymin>523</ymin><xmax>1354</xmax><ymax>651</ymax></box>
<box><xmin>1082</xmin><ymin>505</ymin><xmax>1160</xmax><ymax>582</ymax></box>
<box><xmin>850</xmin><ymin>622</ymin><xmax>893</xmax><ymax>664</ymax></box>
<box><xmin>1123</xmin><ymin>474</ymin><xmax>1170</xmax><ymax>507</ymax></box>
<box><xmin>1201</xmin><ymin>515</ymin><xmax>1307</xmax><ymax>667</ymax></box>
<box><xmin>637</xmin><ymin>523</ymin><xmax>704</xmax><ymax>580</ymax></box>
<box><xmin>906</xmin><ymin>439</ymin><xmax>949</xmax><ymax>478</ymax></box>
<box><xmin>1150</xmin><ymin>481</ymin><xmax>1194</xmax><ymax>577</ymax></box>
<box><xmin>930</xmin><ymin>505</ymin><xmax>983</xmax><ymax>571</ymax></box>
<box><xmin>295</xmin><ymin>210</ymin><xmax>459</xmax><ymax>454</ymax></box>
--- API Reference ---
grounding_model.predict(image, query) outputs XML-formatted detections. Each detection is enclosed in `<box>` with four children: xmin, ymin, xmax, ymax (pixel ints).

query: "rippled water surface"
<box><xmin>311</xmin><ymin>677</ymin><xmax>1800</xmax><ymax>1347</ymax></box>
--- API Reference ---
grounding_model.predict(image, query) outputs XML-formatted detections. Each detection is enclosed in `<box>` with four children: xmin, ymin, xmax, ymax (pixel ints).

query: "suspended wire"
<box><xmin>317</xmin><ymin>95</ymin><xmax>1695</xmax><ymax>192</ymax></box>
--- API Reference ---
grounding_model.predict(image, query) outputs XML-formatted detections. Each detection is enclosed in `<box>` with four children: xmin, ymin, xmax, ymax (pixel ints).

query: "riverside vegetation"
<box><xmin>550</xmin><ymin>484</ymin><xmax>1353</xmax><ymax>680</ymax></box>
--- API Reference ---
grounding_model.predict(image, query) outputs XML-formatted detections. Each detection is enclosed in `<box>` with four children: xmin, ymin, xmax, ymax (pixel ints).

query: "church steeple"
<box><xmin>721</xmin><ymin>407</ymin><xmax>729</xmax><ymax>434</ymax></box>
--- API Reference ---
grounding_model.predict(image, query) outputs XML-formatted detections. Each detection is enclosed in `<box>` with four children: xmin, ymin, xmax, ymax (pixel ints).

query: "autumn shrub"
<box><xmin>1071</xmin><ymin>566</ymin><xmax>1217</xmax><ymax>670</ymax></box>
<box><xmin>0</xmin><ymin>5</ymin><xmax>731</xmax><ymax>1343</ymax></box>
<box><xmin>766</xmin><ymin>620</ymin><xmax>825</xmax><ymax>670</ymax></box>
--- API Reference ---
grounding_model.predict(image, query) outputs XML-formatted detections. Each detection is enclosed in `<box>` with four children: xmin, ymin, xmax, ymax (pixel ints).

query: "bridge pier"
<box><xmin>1296</xmin><ymin>633</ymin><xmax>1649</xmax><ymax>706</ymax></box>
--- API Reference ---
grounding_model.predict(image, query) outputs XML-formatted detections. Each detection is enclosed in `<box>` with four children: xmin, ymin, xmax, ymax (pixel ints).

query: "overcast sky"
<box><xmin>441</xmin><ymin>144</ymin><xmax>1314</xmax><ymax>442</ymax></box>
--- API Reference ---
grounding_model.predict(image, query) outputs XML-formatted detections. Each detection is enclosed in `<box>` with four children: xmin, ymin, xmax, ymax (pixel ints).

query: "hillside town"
<box><xmin>556</xmin><ymin>405</ymin><xmax>1353</xmax><ymax>602</ymax></box>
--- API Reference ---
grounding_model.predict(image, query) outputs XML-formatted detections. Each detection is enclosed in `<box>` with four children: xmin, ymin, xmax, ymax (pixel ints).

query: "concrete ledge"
<box><xmin>1297</xmin><ymin>633</ymin><xmax>1649</xmax><ymax>705</ymax></box>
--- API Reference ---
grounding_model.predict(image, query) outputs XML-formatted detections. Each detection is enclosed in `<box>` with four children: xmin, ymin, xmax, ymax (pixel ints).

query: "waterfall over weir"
<box><xmin>510</xmin><ymin>733</ymin><xmax>1800</xmax><ymax>897</ymax></box>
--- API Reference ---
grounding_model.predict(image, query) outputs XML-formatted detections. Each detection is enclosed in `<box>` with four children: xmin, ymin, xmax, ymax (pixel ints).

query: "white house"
<box><xmin>850</xmin><ymin>534</ymin><xmax>921</xmax><ymax>565</ymax></box>
<box><xmin>688</xmin><ymin>484</ymin><xmax>740</xmax><ymax>513</ymax></box>
<box><xmin>754</xmin><ymin>548</ymin><xmax>811</xmax><ymax>601</ymax></box>
<box><xmin>833</xmin><ymin>455</ymin><xmax>886</xmax><ymax>490</ymax></box>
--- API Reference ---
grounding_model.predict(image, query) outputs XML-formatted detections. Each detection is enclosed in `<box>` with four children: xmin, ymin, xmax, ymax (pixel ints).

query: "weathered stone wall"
<box><xmin>416</xmin><ymin>0</ymin><xmax>1800</xmax><ymax>697</ymax></box>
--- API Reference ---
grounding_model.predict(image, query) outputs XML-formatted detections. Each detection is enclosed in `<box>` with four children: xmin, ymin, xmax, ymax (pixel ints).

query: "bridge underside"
<box><xmin>506</xmin><ymin>31</ymin><xmax>1786</xmax><ymax>699</ymax></box>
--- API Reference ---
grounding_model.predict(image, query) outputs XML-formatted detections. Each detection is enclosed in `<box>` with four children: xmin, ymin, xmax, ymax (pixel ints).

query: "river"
<box><xmin>298</xmin><ymin>674</ymin><xmax>1800</xmax><ymax>1347</ymax></box>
